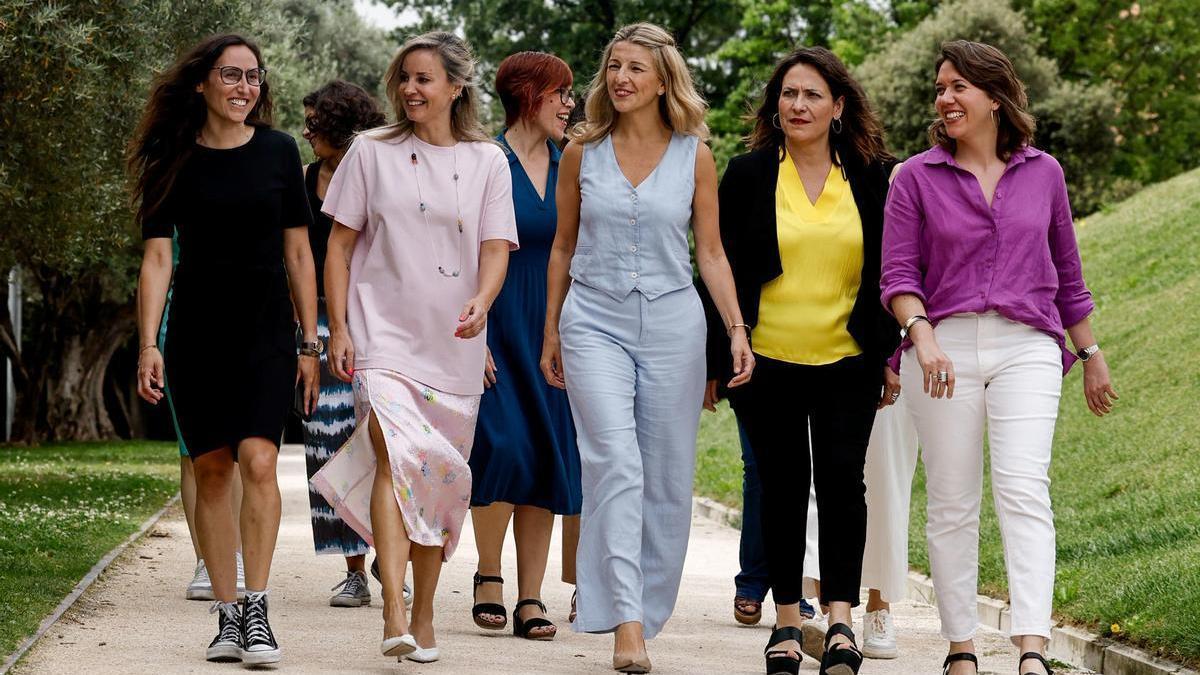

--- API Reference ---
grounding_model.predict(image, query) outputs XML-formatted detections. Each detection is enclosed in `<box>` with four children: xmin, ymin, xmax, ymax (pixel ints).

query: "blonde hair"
<box><xmin>571</xmin><ymin>22</ymin><xmax>708</xmax><ymax>144</ymax></box>
<box><xmin>372</xmin><ymin>31</ymin><xmax>491</xmax><ymax>144</ymax></box>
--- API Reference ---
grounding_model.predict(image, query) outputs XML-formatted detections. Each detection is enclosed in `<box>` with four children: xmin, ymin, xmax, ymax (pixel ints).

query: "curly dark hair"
<box><xmin>302</xmin><ymin>80</ymin><xmax>387</xmax><ymax>150</ymax></box>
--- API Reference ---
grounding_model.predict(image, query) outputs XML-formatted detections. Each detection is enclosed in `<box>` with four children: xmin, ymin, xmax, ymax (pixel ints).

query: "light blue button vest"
<box><xmin>571</xmin><ymin>132</ymin><xmax>698</xmax><ymax>301</ymax></box>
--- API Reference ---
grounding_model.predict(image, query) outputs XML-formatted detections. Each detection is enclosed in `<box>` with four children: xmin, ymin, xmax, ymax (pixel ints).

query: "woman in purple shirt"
<box><xmin>881</xmin><ymin>41</ymin><xmax>1117</xmax><ymax>675</ymax></box>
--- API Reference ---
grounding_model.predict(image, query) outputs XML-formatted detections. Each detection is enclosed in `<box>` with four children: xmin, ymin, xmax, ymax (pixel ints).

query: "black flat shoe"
<box><xmin>943</xmin><ymin>652</ymin><xmax>978</xmax><ymax>674</ymax></box>
<box><xmin>819</xmin><ymin>623</ymin><xmax>863</xmax><ymax>675</ymax></box>
<box><xmin>1020</xmin><ymin>651</ymin><xmax>1053</xmax><ymax>675</ymax></box>
<box><xmin>512</xmin><ymin>598</ymin><xmax>556</xmax><ymax>640</ymax></box>
<box><xmin>471</xmin><ymin>572</ymin><xmax>506</xmax><ymax>630</ymax></box>
<box><xmin>764</xmin><ymin>625</ymin><xmax>802</xmax><ymax>675</ymax></box>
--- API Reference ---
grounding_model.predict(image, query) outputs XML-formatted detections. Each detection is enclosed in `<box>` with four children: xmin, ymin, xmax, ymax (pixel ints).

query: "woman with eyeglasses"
<box><xmin>310</xmin><ymin>32</ymin><xmax>516</xmax><ymax>664</ymax></box>
<box><xmin>131</xmin><ymin>34</ymin><xmax>319</xmax><ymax>665</ymax></box>
<box><xmin>542</xmin><ymin>23</ymin><xmax>752</xmax><ymax>672</ymax></box>
<box><xmin>296</xmin><ymin>79</ymin><xmax>388</xmax><ymax>608</ymax></box>
<box><xmin>466</xmin><ymin>51</ymin><xmax>579</xmax><ymax>642</ymax></box>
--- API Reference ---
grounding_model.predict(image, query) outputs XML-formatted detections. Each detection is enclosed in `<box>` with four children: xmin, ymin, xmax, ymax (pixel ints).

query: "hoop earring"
<box><xmin>831</xmin><ymin>117</ymin><xmax>843</xmax><ymax>134</ymax></box>
<box><xmin>771</xmin><ymin>113</ymin><xmax>782</xmax><ymax>130</ymax></box>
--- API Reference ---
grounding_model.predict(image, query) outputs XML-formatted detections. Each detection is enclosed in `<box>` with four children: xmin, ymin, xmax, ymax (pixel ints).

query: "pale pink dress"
<box><xmin>309</xmin><ymin>132</ymin><xmax>517</xmax><ymax>558</ymax></box>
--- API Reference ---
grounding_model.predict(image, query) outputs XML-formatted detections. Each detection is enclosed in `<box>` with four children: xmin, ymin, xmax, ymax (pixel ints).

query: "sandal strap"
<box><xmin>1019</xmin><ymin>652</ymin><xmax>1053</xmax><ymax>675</ymax></box>
<box><xmin>943</xmin><ymin>652</ymin><xmax>978</xmax><ymax>675</ymax></box>
<box><xmin>824</xmin><ymin>622</ymin><xmax>857</xmax><ymax>648</ymax></box>
<box><xmin>765</xmin><ymin>626</ymin><xmax>803</xmax><ymax>654</ymax></box>
<box><xmin>473</xmin><ymin>572</ymin><xmax>503</xmax><ymax>586</ymax></box>
<box><xmin>515</xmin><ymin>598</ymin><xmax>547</xmax><ymax>613</ymax></box>
<box><xmin>472</xmin><ymin>602</ymin><xmax>505</xmax><ymax>615</ymax></box>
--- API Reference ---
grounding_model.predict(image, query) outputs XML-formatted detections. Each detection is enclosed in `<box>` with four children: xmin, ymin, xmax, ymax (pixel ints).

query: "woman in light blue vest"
<box><xmin>541</xmin><ymin>23</ymin><xmax>753</xmax><ymax>673</ymax></box>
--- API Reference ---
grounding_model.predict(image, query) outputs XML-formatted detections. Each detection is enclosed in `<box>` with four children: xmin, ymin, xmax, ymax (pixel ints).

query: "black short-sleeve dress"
<box><xmin>142</xmin><ymin>127</ymin><xmax>313</xmax><ymax>458</ymax></box>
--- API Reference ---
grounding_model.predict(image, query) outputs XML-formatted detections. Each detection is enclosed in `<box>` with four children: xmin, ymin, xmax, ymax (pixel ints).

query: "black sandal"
<box><xmin>471</xmin><ymin>572</ymin><xmax>506</xmax><ymax>630</ymax></box>
<box><xmin>764</xmin><ymin>626</ymin><xmax>803</xmax><ymax>675</ymax></box>
<box><xmin>819</xmin><ymin>623</ymin><xmax>863</xmax><ymax>675</ymax></box>
<box><xmin>512</xmin><ymin>598</ymin><xmax>556</xmax><ymax>640</ymax></box>
<box><xmin>942</xmin><ymin>652</ymin><xmax>978</xmax><ymax>675</ymax></box>
<box><xmin>1020</xmin><ymin>651</ymin><xmax>1054</xmax><ymax>675</ymax></box>
<box><xmin>568</xmin><ymin>589</ymin><xmax>577</xmax><ymax>623</ymax></box>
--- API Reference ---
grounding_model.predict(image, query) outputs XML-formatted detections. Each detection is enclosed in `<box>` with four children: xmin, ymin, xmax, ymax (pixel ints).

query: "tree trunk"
<box><xmin>10</xmin><ymin>266</ymin><xmax>136</xmax><ymax>443</ymax></box>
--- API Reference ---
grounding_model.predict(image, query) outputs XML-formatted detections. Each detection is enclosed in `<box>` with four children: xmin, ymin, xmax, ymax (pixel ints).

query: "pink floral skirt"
<box><xmin>310</xmin><ymin>368</ymin><xmax>479</xmax><ymax>560</ymax></box>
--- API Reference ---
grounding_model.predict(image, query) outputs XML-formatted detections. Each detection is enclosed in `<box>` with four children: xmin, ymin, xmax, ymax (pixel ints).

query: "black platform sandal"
<box><xmin>764</xmin><ymin>626</ymin><xmax>803</xmax><ymax>675</ymax></box>
<box><xmin>1020</xmin><ymin>651</ymin><xmax>1054</xmax><ymax>675</ymax></box>
<box><xmin>819</xmin><ymin>623</ymin><xmax>863</xmax><ymax>675</ymax></box>
<box><xmin>471</xmin><ymin>572</ymin><xmax>507</xmax><ymax>630</ymax></box>
<box><xmin>942</xmin><ymin>652</ymin><xmax>978</xmax><ymax>675</ymax></box>
<box><xmin>512</xmin><ymin>599</ymin><xmax>557</xmax><ymax>640</ymax></box>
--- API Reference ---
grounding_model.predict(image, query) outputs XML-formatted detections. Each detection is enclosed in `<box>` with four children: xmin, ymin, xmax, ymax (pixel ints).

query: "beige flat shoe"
<box><xmin>613</xmin><ymin>654</ymin><xmax>652</xmax><ymax>673</ymax></box>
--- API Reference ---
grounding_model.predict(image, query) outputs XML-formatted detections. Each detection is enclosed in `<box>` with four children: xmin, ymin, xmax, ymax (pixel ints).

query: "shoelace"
<box><xmin>331</xmin><ymin>571</ymin><xmax>366</xmax><ymax>595</ymax></box>
<box><xmin>242</xmin><ymin>592</ymin><xmax>274</xmax><ymax>646</ymax></box>
<box><xmin>209</xmin><ymin>602</ymin><xmax>241</xmax><ymax>644</ymax></box>
<box><xmin>869</xmin><ymin>611</ymin><xmax>889</xmax><ymax>634</ymax></box>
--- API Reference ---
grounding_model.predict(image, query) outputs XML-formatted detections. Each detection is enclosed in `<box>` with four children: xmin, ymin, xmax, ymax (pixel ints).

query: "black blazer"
<box><xmin>698</xmin><ymin>146</ymin><xmax>900</xmax><ymax>386</ymax></box>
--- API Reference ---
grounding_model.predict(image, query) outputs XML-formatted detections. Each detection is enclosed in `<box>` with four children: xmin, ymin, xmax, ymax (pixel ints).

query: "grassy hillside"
<box><xmin>695</xmin><ymin>167</ymin><xmax>1200</xmax><ymax>665</ymax></box>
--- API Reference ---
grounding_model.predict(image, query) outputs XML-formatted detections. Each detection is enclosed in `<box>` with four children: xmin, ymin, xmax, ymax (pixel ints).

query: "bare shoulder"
<box><xmin>560</xmin><ymin>140</ymin><xmax>584</xmax><ymax>167</ymax></box>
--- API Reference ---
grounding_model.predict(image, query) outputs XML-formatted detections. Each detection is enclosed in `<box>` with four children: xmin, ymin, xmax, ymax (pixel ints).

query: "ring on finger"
<box><xmin>890</xmin><ymin>391</ymin><xmax>900</xmax><ymax>401</ymax></box>
<box><xmin>937</xmin><ymin>370</ymin><xmax>949</xmax><ymax>383</ymax></box>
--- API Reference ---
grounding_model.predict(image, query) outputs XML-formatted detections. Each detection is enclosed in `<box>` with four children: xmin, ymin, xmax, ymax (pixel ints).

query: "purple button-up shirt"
<box><xmin>881</xmin><ymin>145</ymin><xmax>1093</xmax><ymax>373</ymax></box>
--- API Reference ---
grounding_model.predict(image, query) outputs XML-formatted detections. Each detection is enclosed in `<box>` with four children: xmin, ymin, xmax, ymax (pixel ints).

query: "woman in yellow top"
<box><xmin>700</xmin><ymin>47</ymin><xmax>898</xmax><ymax>675</ymax></box>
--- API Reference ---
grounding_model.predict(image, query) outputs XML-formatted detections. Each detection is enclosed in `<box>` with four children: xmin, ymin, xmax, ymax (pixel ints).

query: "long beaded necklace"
<box><xmin>409</xmin><ymin>136</ymin><xmax>464</xmax><ymax>278</ymax></box>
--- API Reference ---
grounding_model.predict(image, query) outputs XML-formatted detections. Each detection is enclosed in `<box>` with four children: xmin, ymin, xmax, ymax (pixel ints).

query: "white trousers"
<box><xmin>797</xmin><ymin>399</ymin><xmax>919</xmax><ymax>603</ymax></box>
<box><xmin>901</xmin><ymin>312</ymin><xmax>1062</xmax><ymax>643</ymax></box>
<box><xmin>861</xmin><ymin>397</ymin><xmax>919</xmax><ymax>602</ymax></box>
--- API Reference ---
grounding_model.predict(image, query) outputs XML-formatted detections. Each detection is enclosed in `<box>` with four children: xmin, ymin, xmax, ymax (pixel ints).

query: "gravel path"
<box><xmin>13</xmin><ymin>444</ymin><xmax>1091</xmax><ymax>674</ymax></box>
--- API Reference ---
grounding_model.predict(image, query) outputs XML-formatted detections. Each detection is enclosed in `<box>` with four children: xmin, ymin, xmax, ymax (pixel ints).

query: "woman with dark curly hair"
<box><xmin>297</xmin><ymin>79</ymin><xmax>391</xmax><ymax>609</ymax></box>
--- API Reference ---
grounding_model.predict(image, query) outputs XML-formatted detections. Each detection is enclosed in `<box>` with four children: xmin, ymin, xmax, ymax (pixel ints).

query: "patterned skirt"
<box><xmin>310</xmin><ymin>368</ymin><xmax>480</xmax><ymax>561</ymax></box>
<box><xmin>302</xmin><ymin>299</ymin><xmax>369</xmax><ymax>556</ymax></box>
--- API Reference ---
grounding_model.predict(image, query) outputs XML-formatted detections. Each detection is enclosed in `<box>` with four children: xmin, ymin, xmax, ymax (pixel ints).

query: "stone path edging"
<box><xmin>692</xmin><ymin>496</ymin><xmax>1196</xmax><ymax>675</ymax></box>
<box><xmin>0</xmin><ymin>494</ymin><xmax>181</xmax><ymax>675</ymax></box>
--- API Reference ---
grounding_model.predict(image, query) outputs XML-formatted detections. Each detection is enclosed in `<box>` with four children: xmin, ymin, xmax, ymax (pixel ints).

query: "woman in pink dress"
<box><xmin>311</xmin><ymin>32</ymin><xmax>517</xmax><ymax>664</ymax></box>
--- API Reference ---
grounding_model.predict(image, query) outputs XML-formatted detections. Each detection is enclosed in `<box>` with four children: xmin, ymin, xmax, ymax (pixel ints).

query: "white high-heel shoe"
<box><xmin>381</xmin><ymin>634</ymin><xmax>417</xmax><ymax>657</ymax></box>
<box><xmin>404</xmin><ymin>643</ymin><xmax>439</xmax><ymax>663</ymax></box>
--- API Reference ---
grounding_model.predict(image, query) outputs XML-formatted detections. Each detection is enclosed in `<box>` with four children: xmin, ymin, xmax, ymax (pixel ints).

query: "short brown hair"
<box><xmin>495</xmin><ymin>52</ymin><xmax>573</xmax><ymax>128</ymax></box>
<box><xmin>929</xmin><ymin>40</ymin><xmax>1035</xmax><ymax>161</ymax></box>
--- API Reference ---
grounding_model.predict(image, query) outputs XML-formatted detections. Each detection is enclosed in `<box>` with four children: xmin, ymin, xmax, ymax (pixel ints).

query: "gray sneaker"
<box><xmin>330</xmin><ymin>570</ymin><xmax>371</xmax><ymax>607</ymax></box>
<box><xmin>187</xmin><ymin>559</ymin><xmax>213</xmax><ymax>600</ymax></box>
<box><xmin>370</xmin><ymin>558</ymin><xmax>413</xmax><ymax>607</ymax></box>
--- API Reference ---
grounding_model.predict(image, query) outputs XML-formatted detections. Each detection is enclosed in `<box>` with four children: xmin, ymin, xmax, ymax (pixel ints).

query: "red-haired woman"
<box><xmin>131</xmin><ymin>34</ymin><xmax>319</xmax><ymax>665</ymax></box>
<box><xmin>467</xmin><ymin>51</ymin><xmax>578</xmax><ymax>641</ymax></box>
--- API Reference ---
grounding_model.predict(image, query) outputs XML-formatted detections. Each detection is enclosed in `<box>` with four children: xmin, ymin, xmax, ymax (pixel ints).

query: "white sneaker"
<box><xmin>861</xmin><ymin>608</ymin><xmax>899</xmax><ymax>659</ymax></box>
<box><xmin>187</xmin><ymin>559</ymin><xmax>213</xmax><ymax>600</ymax></box>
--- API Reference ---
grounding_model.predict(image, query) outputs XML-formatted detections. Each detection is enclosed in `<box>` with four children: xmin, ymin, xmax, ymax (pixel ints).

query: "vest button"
<box><xmin>631</xmin><ymin>272</ymin><xmax>639</xmax><ymax>279</ymax></box>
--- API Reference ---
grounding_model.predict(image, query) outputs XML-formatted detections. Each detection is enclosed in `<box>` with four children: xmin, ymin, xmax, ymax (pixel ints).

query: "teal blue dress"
<box><xmin>468</xmin><ymin>134</ymin><xmax>581</xmax><ymax>514</ymax></box>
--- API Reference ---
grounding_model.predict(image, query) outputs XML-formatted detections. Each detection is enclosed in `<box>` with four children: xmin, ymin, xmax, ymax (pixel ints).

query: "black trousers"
<box><xmin>730</xmin><ymin>353</ymin><xmax>880</xmax><ymax>606</ymax></box>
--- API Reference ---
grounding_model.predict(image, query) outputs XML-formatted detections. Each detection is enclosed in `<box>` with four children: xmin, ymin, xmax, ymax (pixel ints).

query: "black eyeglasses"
<box><xmin>552</xmin><ymin>88</ymin><xmax>575</xmax><ymax>105</ymax></box>
<box><xmin>211</xmin><ymin>66</ymin><xmax>267</xmax><ymax>87</ymax></box>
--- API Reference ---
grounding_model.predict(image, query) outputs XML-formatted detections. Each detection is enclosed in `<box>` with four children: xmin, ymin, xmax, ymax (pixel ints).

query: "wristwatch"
<box><xmin>1076</xmin><ymin>344</ymin><xmax>1100</xmax><ymax>361</ymax></box>
<box><xmin>900</xmin><ymin>314</ymin><xmax>931</xmax><ymax>340</ymax></box>
<box><xmin>299</xmin><ymin>339</ymin><xmax>324</xmax><ymax>358</ymax></box>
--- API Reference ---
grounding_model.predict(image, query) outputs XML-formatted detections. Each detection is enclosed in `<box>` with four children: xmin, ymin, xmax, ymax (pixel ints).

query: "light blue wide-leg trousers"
<box><xmin>559</xmin><ymin>282</ymin><xmax>706</xmax><ymax>639</ymax></box>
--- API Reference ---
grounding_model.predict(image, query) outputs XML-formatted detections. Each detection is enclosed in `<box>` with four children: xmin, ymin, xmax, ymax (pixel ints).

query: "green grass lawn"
<box><xmin>0</xmin><ymin>441</ymin><xmax>178</xmax><ymax>659</ymax></box>
<box><xmin>693</xmin><ymin>167</ymin><xmax>1200</xmax><ymax>666</ymax></box>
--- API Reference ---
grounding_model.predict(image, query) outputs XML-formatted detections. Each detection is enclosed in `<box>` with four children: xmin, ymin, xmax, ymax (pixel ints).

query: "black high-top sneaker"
<box><xmin>240</xmin><ymin>591</ymin><xmax>281</xmax><ymax>665</ymax></box>
<box><xmin>205</xmin><ymin>601</ymin><xmax>242</xmax><ymax>662</ymax></box>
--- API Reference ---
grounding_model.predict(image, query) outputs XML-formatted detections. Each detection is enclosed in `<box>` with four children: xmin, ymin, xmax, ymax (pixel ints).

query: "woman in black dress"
<box><xmin>130</xmin><ymin>34</ymin><xmax>320</xmax><ymax>666</ymax></box>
